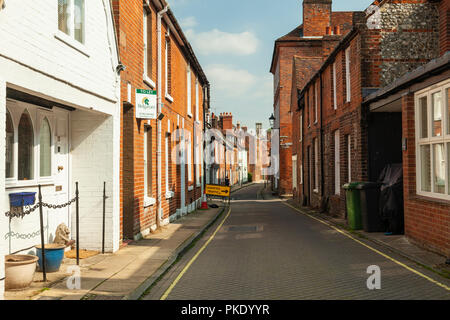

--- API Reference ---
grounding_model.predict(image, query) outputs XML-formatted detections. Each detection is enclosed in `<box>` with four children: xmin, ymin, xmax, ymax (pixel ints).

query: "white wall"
<box><xmin>0</xmin><ymin>79</ymin><xmax>6</xmax><ymax>300</ymax></box>
<box><xmin>0</xmin><ymin>0</ymin><xmax>118</xmax><ymax>110</ymax></box>
<box><xmin>0</xmin><ymin>0</ymin><xmax>120</xmax><ymax>259</ymax></box>
<box><xmin>70</xmin><ymin>109</ymin><xmax>119</xmax><ymax>252</ymax></box>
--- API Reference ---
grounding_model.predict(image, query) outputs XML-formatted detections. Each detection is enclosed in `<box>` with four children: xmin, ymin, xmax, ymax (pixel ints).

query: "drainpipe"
<box><xmin>157</xmin><ymin>4</ymin><xmax>169</xmax><ymax>228</ymax></box>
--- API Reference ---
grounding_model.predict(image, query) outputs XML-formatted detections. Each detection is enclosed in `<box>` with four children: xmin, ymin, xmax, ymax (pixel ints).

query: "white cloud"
<box><xmin>206</xmin><ymin>64</ymin><xmax>257</xmax><ymax>95</ymax></box>
<box><xmin>188</xmin><ymin>29</ymin><xmax>259</xmax><ymax>56</ymax></box>
<box><xmin>179</xmin><ymin>16</ymin><xmax>198</xmax><ymax>29</ymax></box>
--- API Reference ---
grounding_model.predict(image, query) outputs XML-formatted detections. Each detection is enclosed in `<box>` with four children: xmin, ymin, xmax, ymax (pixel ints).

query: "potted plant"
<box><xmin>35</xmin><ymin>243</ymin><xmax>66</xmax><ymax>273</ymax></box>
<box><xmin>5</xmin><ymin>254</ymin><xmax>39</xmax><ymax>290</ymax></box>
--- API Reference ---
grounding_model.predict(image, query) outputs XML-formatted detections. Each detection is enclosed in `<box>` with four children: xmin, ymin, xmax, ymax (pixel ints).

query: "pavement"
<box><xmin>4</xmin><ymin>182</ymin><xmax>255</xmax><ymax>300</ymax></box>
<box><xmin>143</xmin><ymin>183</ymin><xmax>450</xmax><ymax>300</ymax></box>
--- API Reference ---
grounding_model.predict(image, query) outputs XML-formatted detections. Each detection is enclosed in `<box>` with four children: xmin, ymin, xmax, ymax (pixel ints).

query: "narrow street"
<box><xmin>143</xmin><ymin>184</ymin><xmax>450</xmax><ymax>300</ymax></box>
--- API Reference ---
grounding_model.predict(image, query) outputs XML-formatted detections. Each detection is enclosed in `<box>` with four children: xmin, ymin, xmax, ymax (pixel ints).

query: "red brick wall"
<box><xmin>402</xmin><ymin>93</ymin><xmax>450</xmax><ymax>257</ymax></box>
<box><xmin>114</xmin><ymin>0</ymin><xmax>205</xmax><ymax>240</ymax></box>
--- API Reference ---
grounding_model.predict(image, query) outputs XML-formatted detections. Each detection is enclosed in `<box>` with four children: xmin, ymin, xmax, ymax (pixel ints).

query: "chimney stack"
<box><xmin>303</xmin><ymin>0</ymin><xmax>332</xmax><ymax>37</ymax></box>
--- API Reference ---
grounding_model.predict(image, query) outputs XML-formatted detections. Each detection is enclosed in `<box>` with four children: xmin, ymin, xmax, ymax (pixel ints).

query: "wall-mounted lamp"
<box><xmin>269</xmin><ymin>114</ymin><xmax>275</xmax><ymax>129</ymax></box>
<box><xmin>116</xmin><ymin>63</ymin><xmax>126</xmax><ymax>74</ymax></box>
<box><xmin>157</xmin><ymin>113</ymin><xmax>165</xmax><ymax>121</ymax></box>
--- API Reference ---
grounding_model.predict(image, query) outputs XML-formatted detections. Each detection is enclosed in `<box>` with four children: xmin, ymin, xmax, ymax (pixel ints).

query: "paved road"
<box><xmin>143</xmin><ymin>184</ymin><xmax>450</xmax><ymax>300</ymax></box>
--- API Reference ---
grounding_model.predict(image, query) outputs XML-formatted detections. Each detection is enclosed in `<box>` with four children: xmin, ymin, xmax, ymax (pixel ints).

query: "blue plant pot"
<box><xmin>35</xmin><ymin>244</ymin><xmax>65</xmax><ymax>273</ymax></box>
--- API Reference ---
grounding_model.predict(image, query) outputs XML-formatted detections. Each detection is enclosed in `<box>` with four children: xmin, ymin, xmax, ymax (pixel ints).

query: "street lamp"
<box><xmin>269</xmin><ymin>114</ymin><xmax>275</xmax><ymax>129</ymax></box>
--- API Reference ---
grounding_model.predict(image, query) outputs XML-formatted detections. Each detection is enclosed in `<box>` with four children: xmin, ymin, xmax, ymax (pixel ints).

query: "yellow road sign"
<box><xmin>205</xmin><ymin>184</ymin><xmax>231</xmax><ymax>197</ymax></box>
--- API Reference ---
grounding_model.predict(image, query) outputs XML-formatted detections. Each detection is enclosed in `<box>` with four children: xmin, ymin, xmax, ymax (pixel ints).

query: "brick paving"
<box><xmin>144</xmin><ymin>184</ymin><xmax>450</xmax><ymax>300</ymax></box>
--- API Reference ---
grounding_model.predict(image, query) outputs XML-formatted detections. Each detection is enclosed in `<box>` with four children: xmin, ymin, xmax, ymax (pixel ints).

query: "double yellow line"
<box><xmin>283</xmin><ymin>201</ymin><xmax>450</xmax><ymax>292</ymax></box>
<box><xmin>160</xmin><ymin>206</ymin><xmax>232</xmax><ymax>300</ymax></box>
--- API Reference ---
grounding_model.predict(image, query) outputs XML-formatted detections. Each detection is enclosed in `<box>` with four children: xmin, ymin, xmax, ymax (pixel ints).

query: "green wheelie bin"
<box><xmin>343</xmin><ymin>182</ymin><xmax>363</xmax><ymax>230</ymax></box>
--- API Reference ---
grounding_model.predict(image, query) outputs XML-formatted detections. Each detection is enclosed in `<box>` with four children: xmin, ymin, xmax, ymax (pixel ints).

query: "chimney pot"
<box><xmin>334</xmin><ymin>25</ymin><xmax>341</xmax><ymax>35</ymax></box>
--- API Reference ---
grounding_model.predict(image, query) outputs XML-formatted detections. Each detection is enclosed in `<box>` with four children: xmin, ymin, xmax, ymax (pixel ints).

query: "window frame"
<box><xmin>56</xmin><ymin>0</ymin><xmax>86</xmax><ymax>46</ymax></box>
<box><xmin>292</xmin><ymin>155</ymin><xmax>297</xmax><ymax>190</ymax></box>
<box><xmin>345</xmin><ymin>47</ymin><xmax>351</xmax><ymax>103</ymax></box>
<box><xmin>143</xmin><ymin>9</ymin><xmax>156</xmax><ymax>88</ymax></box>
<box><xmin>299</xmin><ymin>113</ymin><xmax>303</xmax><ymax>142</ymax></box>
<box><xmin>313</xmin><ymin>138</ymin><xmax>319</xmax><ymax>193</ymax></box>
<box><xmin>334</xmin><ymin>130</ymin><xmax>340</xmax><ymax>195</ymax></box>
<box><xmin>415</xmin><ymin>79</ymin><xmax>450</xmax><ymax>200</ymax></box>
<box><xmin>165</xmin><ymin>38</ymin><xmax>173</xmax><ymax>101</ymax></box>
<box><xmin>144</xmin><ymin>125</ymin><xmax>156</xmax><ymax>207</ymax></box>
<box><xmin>347</xmin><ymin>134</ymin><xmax>352</xmax><ymax>183</ymax></box>
<box><xmin>187</xmin><ymin>63</ymin><xmax>192</xmax><ymax>117</ymax></box>
<box><xmin>333</xmin><ymin>62</ymin><xmax>337</xmax><ymax>110</ymax></box>
<box><xmin>314</xmin><ymin>82</ymin><xmax>318</xmax><ymax>124</ymax></box>
<box><xmin>5</xmin><ymin>102</ymin><xmax>56</xmax><ymax>188</ymax></box>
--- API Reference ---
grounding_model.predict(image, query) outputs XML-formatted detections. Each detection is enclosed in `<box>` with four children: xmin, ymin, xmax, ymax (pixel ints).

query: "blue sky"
<box><xmin>169</xmin><ymin>0</ymin><xmax>374</xmax><ymax>130</ymax></box>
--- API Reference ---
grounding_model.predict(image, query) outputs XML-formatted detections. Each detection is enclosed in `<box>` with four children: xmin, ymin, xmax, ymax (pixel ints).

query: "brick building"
<box><xmin>113</xmin><ymin>0</ymin><xmax>210</xmax><ymax>241</ymax></box>
<box><xmin>363</xmin><ymin>0</ymin><xmax>449</xmax><ymax>257</ymax></box>
<box><xmin>270</xmin><ymin>0</ymin><xmax>357</xmax><ymax>196</ymax></box>
<box><xmin>207</xmin><ymin>112</ymin><xmax>247</xmax><ymax>187</ymax></box>
<box><xmin>291</xmin><ymin>0</ymin><xmax>449</xmax><ymax>256</ymax></box>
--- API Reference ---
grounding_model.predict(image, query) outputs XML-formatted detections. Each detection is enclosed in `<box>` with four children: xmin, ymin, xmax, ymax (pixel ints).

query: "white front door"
<box><xmin>52</xmin><ymin>110</ymin><xmax>70</xmax><ymax>232</ymax></box>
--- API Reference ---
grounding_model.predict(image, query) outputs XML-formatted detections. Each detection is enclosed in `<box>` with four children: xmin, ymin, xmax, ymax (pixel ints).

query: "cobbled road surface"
<box><xmin>143</xmin><ymin>184</ymin><xmax>450</xmax><ymax>300</ymax></box>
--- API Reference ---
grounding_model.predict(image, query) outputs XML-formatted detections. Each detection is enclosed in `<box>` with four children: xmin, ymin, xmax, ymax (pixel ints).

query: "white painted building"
<box><xmin>0</xmin><ymin>0</ymin><xmax>121</xmax><ymax>298</ymax></box>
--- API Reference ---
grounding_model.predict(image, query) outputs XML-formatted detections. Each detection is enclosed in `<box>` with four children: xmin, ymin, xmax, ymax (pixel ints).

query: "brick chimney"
<box><xmin>303</xmin><ymin>0</ymin><xmax>332</xmax><ymax>37</ymax></box>
<box><xmin>220</xmin><ymin>112</ymin><xmax>233</xmax><ymax>130</ymax></box>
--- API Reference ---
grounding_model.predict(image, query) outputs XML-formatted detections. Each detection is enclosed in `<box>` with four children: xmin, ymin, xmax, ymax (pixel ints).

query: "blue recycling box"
<box><xmin>9</xmin><ymin>192</ymin><xmax>37</xmax><ymax>207</ymax></box>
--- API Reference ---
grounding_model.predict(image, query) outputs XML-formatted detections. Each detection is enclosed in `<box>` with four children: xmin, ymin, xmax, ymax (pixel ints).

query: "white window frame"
<box><xmin>347</xmin><ymin>134</ymin><xmax>352</xmax><ymax>183</ymax></box>
<box><xmin>5</xmin><ymin>101</ymin><xmax>57</xmax><ymax>188</ymax></box>
<box><xmin>165</xmin><ymin>133</ymin><xmax>174</xmax><ymax>199</ymax></box>
<box><xmin>195</xmin><ymin>78</ymin><xmax>199</xmax><ymax>122</ymax></box>
<box><xmin>415</xmin><ymin>79</ymin><xmax>450</xmax><ymax>200</ymax></box>
<box><xmin>335</xmin><ymin>130</ymin><xmax>340</xmax><ymax>195</ymax></box>
<box><xmin>165</xmin><ymin>39</ymin><xmax>173</xmax><ymax>101</ymax></box>
<box><xmin>56</xmin><ymin>0</ymin><xmax>88</xmax><ymax>54</ymax></box>
<box><xmin>143</xmin><ymin>10</ymin><xmax>156</xmax><ymax>88</ymax></box>
<box><xmin>144</xmin><ymin>125</ymin><xmax>156</xmax><ymax>207</ymax></box>
<box><xmin>299</xmin><ymin>114</ymin><xmax>303</xmax><ymax>142</ymax></box>
<box><xmin>300</xmin><ymin>164</ymin><xmax>303</xmax><ymax>185</ymax></box>
<box><xmin>187</xmin><ymin>132</ymin><xmax>193</xmax><ymax>183</ymax></box>
<box><xmin>187</xmin><ymin>63</ymin><xmax>192</xmax><ymax>117</ymax></box>
<box><xmin>345</xmin><ymin>47</ymin><xmax>351</xmax><ymax>103</ymax></box>
<box><xmin>292</xmin><ymin>155</ymin><xmax>297</xmax><ymax>189</ymax></box>
<box><xmin>333</xmin><ymin>62</ymin><xmax>337</xmax><ymax>110</ymax></box>
<box><xmin>314</xmin><ymin>82</ymin><xmax>318</xmax><ymax>124</ymax></box>
<box><xmin>314</xmin><ymin>138</ymin><xmax>319</xmax><ymax>193</ymax></box>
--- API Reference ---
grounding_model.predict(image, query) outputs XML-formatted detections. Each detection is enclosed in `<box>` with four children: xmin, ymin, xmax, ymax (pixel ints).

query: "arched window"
<box><xmin>18</xmin><ymin>110</ymin><xmax>34</xmax><ymax>180</ymax></box>
<box><xmin>6</xmin><ymin>110</ymin><xmax>14</xmax><ymax>178</ymax></box>
<box><xmin>40</xmin><ymin>117</ymin><xmax>52</xmax><ymax>177</ymax></box>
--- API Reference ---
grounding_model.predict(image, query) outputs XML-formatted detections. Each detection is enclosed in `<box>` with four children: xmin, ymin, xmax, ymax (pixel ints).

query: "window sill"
<box><xmin>54</xmin><ymin>31</ymin><xmax>90</xmax><ymax>58</ymax></box>
<box><xmin>188</xmin><ymin>185</ymin><xmax>194</xmax><ymax>191</ymax></box>
<box><xmin>165</xmin><ymin>191</ymin><xmax>174</xmax><ymax>199</ymax></box>
<box><xmin>6</xmin><ymin>179</ymin><xmax>55</xmax><ymax>189</ymax></box>
<box><xmin>165</xmin><ymin>94</ymin><xmax>174</xmax><ymax>103</ymax></box>
<box><xmin>414</xmin><ymin>192</ymin><xmax>450</xmax><ymax>204</ymax></box>
<box><xmin>144</xmin><ymin>197</ymin><xmax>156</xmax><ymax>208</ymax></box>
<box><xmin>144</xmin><ymin>76</ymin><xmax>156</xmax><ymax>89</ymax></box>
<box><xmin>196</xmin><ymin>183</ymin><xmax>201</xmax><ymax>188</ymax></box>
